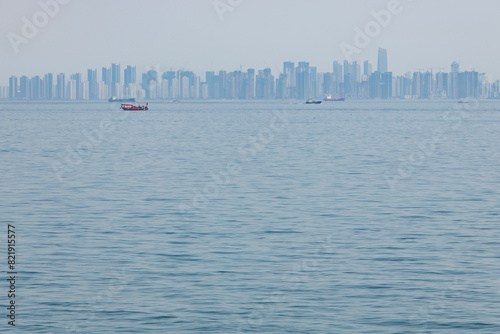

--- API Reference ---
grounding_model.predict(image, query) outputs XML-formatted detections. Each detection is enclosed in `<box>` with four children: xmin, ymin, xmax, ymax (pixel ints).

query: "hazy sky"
<box><xmin>1</xmin><ymin>0</ymin><xmax>499</xmax><ymax>85</ymax></box>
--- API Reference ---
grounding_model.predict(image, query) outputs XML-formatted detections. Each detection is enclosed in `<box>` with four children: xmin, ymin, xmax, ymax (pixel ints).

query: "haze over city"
<box><xmin>1</xmin><ymin>0</ymin><xmax>500</xmax><ymax>85</ymax></box>
<box><xmin>3</xmin><ymin>1</ymin><xmax>500</xmax><ymax>333</ymax></box>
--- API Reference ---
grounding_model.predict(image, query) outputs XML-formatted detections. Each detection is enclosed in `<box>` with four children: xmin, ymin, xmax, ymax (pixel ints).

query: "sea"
<box><xmin>0</xmin><ymin>100</ymin><xmax>499</xmax><ymax>333</ymax></box>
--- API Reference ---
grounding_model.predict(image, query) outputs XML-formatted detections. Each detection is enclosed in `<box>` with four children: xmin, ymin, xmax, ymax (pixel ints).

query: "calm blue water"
<box><xmin>1</xmin><ymin>100</ymin><xmax>500</xmax><ymax>333</ymax></box>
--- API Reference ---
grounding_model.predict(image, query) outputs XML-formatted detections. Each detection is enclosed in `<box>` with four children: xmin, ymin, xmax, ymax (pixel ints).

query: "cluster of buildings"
<box><xmin>3</xmin><ymin>49</ymin><xmax>500</xmax><ymax>100</ymax></box>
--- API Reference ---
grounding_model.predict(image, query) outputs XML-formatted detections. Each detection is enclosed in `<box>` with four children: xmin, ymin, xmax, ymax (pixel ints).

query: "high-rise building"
<box><xmin>19</xmin><ymin>76</ymin><xmax>30</xmax><ymax>99</ymax></box>
<box><xmin>124</xmin><ymin>65</ymin><xmax>136</xmax><ymax>88</ymax></box>
<box><xmin>276</xmin><ymin>73</ymin><xmax>287</xmax><ymax>99</ymax></box>
<box><xmin>458</xmin><ymin>71</ymin><xmax>479</xmax><ymax>98</ymax></box>
<box><xmin>247</xmin><ymin>69</ymin><xmax>255</xmax><ymax>99</ymax></box>
<box><xmin>322</xmin><ymin>73</ymin><xmax>333</xmax><ymax>95</ymax></box>
<box><xmin>364</xmin><ymin>61</ymin><xmax>372</xmax><ymax>77</ymax></box>
<box><xmin>70</xmin><ymin>73</ymin><xmax>82</xmax><ymax>100</ymax></box>
<box><xmin>142</xmin><ymin>70</ymin><xmax>158</xmax><ymax>99</ymax></box>
<box><xmin>310</xmin><ymin>66</ymin><xmax>317</xmax><ymax>98</ymax></box>
<box><xmin>255</xmin><ymin>68</ymin><xmax>274</xmax><ymax>99</ymax></box>
<box><xmin>377</xmin><ymin>48</ymin><xmax>388</xmax><ymax>73</ymax></box>
<box><xmin>333</xmin><ymin>61</ymin><xmax>343</xmax><ymax>97</ymax></box>
<box><xmin>9</xmin><ymin>76</ymin><xmax>18</xmax><ymax>99</ymax></box>
<box><xmin>381</xmin><ymin>72</ymin><xmax>392</xmax><ymax>99</ymax></box>
<box><xmin>87</xmin><ymin>69</ymin><xmax>97</xmax><ymax>100</ymax></box>
<box><xmin>420</xmin><ymin>72</ymin><xmax>432</xmax><ymax>99</ymax></box>
<box><xmin>102</xmin><ymin>67</ymin><xmax>111</xmax><ymax>85</ymax></box>
<box><xmin>435</xmin><ymin>72</ymin><xmax>449</xmax><ymax>97</ymax></box>
<box><xmin>450</xmin><ymin>61</ymin><xmax>460</xmax><ymax>99</ymax></box>
<box><xmin>111</xmin><ymin>64</ymin><xmax>121</xmax><ymax>97</ymax></box>
<box><xmin>296</xmin><ymin>61</ymin><xmax>310</xmax><ymax>99</ymax></box>
<box><xmin>369</xmin><ymin>71</ymin><xmax>380</xmax><ymax>99</ymax></box>
<box><xmin>283</xmin><ymin>61</ymin><xmax>295</xmax><ymax>98</ymax></box>
<box><xmin>343</xmin><ymin>61</ymin><xmax>354</xmax><ymax>97</ymax></box>
<box><xmin>56</xmin><ymin>73</ymin><xmax>65</xmax><ymax>100</ymax></box>
<box><xmin>31</xmin><ymin>76</ymin><xmax>42</xmax><ymax>100</ymax></box>
<box><xmin>43</xmin><ymin>73</ymin><xmax>53</xmax><ymax>100</ymax></box>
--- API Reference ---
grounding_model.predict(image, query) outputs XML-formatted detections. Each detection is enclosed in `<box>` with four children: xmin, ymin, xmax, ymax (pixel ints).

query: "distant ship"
<box><xmin>323</xmin><ymin>94</ymin><xmax>345</xmax><ymax>102</ymax></box>
<box><xmin>109</xmin><ymin>97</ymin><xmax>135</xmax><ymax>103</ymax></box>
<box><xmin>306</xmin><ymin>97</ymin><xmax>322</xmax><ymax>104</ymax></box>
<box><xmin>120</xmin><ymin>103</ymin><xmax>148</xmax><ymax>111</ymax></box>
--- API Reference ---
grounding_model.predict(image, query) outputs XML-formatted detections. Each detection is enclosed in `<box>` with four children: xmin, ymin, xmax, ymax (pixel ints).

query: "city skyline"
<box><xmin>2</xmin><ymin>0</ymin><xmax>500</xmax><ymax>86</ymax></box>
<box><xmin>4</xmin><ymin>49</ymin><xmax>499</xmax><ymax>101</ymax></box>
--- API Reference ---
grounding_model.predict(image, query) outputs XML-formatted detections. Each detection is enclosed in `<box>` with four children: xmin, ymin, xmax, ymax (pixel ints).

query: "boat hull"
<box><xmin>120</xmin><ymin>103</ymin><xmax>148</xmax><ymax>111</ymax></box>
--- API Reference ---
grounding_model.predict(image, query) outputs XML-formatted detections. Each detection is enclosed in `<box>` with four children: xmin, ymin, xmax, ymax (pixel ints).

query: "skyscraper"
<box><xmin>247</xmin><ymin>69</ymin><xmax>255</xmax><ymax>99</ymax></box>
<box><xmin>102</xmin><ymin>67</ymin><xmax>111</xmax><ymax>85</ymax></box>
<box><xmin>19</xmin><ymin>76</ymin><xmax>30</xmax><ymax>99</ymax></box>
<box><xmin>70</xmin><ymin>73</ymin><xmax>82</xmax><ymax>100</ymax></box>
<box><xmin>142</xmin><ymin>70</ymin><xmax>158</xmax><ymax>99</ymax></box>
<box><xmin>111</xmin><ymin>63</ymin><xmax>121</xmax><ymax>97</ymax></box>
<box><xmin>44</xmin><ymin>73</ymin><xmax>53</xmax><ymax>100</ymax></box>
<box><xmin>31</xmin><ymin>76</ymin><xmax>42</xmax><ymax>100</ymax></box>
<box><xmin>333</xmin><ymin>61</ymin><xmax>343</xmax><ymax>97</ymax></box>
<box><xmin>381</xmin><ymin>72</ymin><xmax>392</xmax><ymax>99</ymax></box>
<box><xmin>450</xmin><ymin>61</ymin><xmax>459</xmax><ymax>99</ymax></box>
<box><xmin>56</xmin><ymin>73</ymin><xmax>65</xmax><ymax>100</ymax></box>
<box><xmin>9</xmin><ymin>76</ymin><xmax>18</xmax><ymax>99</ymax></box>
<box><xmin>377</xmin><ymin>48</ymin><xmax>388</xmax><ymax>73</ymax></box>
<box><xmin>124</xmin><ymin>65</ymin><xmax>136</xmax><ymax>89</ymax></box>
<box><xmin>364</xmin><ymin>61</ymin><xmax>372</xmax><ymax>77</ymax></box>
<box><xmin>297</xmin><ymin>61</ymin><xmax>310</xmax><ymax>99</ymax></box>
<box><xmin>283</xmin><ymin>61</ymin><xmax>295</xmax><ymax>98</ymax></box>
<box><xmin>87</xmin><ymin>69</ymin><xmax>98</xmax><ymax>100</ymax></box>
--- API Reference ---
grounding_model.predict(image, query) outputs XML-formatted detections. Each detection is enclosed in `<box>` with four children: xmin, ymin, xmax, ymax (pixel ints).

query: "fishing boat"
<box><xmin>120</xmin><ymin>103</ymin><xmax>148</xmax><ymax>111</ymax></box>
<box><xmin>323</xmin><ymin>94</ymin><xmax>345</xmax><ymax>101</ymax></box>
<box><xmin>306</xmin><ymin>97</ymin><xmax>322</xmax><ymax>104</ymax></box>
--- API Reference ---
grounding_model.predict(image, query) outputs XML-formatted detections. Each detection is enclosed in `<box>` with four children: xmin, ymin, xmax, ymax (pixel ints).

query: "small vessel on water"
<box><xmin>306</xmin><ymin>97</ymin><xmax>322</xmax><ymax>104</ymax></box>
<box><xmin>457</xmin><ymin>99</ymin><xmax>469</xmax><ymax>104</ymax></box>
<box><xmin>109</xmin><ymin>97</ymin><xmax>135</xmax><ymax>103</ymax></box>
<box><xmin>120</xmin><ymin>103</ymin><xmax>148</xmax><ymax>111</ymax></box>
<box><xmin>323</xmin><ymin>94</ymin><xmax>345</xmax><ymax>102</ymax></box>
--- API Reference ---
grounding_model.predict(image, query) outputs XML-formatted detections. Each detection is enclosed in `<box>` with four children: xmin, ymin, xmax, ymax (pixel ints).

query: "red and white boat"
<box><xmin>120</xmin><ymin>103</ymin><xmax>148</xmax><ymax>111</ymax></box>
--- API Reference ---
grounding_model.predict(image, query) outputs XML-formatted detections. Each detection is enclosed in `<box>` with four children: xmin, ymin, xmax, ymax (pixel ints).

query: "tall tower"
<box><xmin>111</xmin><ymin>63</ymin><xmax>121</xmax><ymax>97</ymax></box>
<box><xmin>450</xmin><ymin>61</ymin><xmax>459</xmax><ymax>99</ymax></box>
<box><xmin>364</xmin><ymin>61</ymin><xmax>372</xmax><ymax>77</ymax></box>
<box><xmin>9</xmin><ymin>76</ymin><xmax>18</xmax><ymax>99</ymax></box>
<box><xmin>377</xmin><ymin>48</ymin><xmax>388</xmax><ymax>73</ymax></box>
<box><xmin>297</xmin><ymin>61</ymin><xmax>310</xmax><ymax>99</ymax></box>
<box><xmin>124</xmin><ymin>65</ymin><xmax>136</xmax><ymax>88</ymax></box>
<box><xmin>283</xmin><ymin>61</ymin><xmax>295</xmax><ymax>98</ymax></box>
<box><xmin>56</xmin><ymin>73</ymin><xmax>65</xmax><ymax>100</ymax></box>
<box><xmin>87</xmin><ymin>69</ymin><xmax>97</xmax><ymax>100</ymax></box>
<box><xmin>44</xmin><ymin>73</ymin><xmax>53</xmax><ymax>100</ymax></box>
<box><xmin>333</xmin><ymin>61</ymin><xmax>343</xmax><ymax>96</ymax></box>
